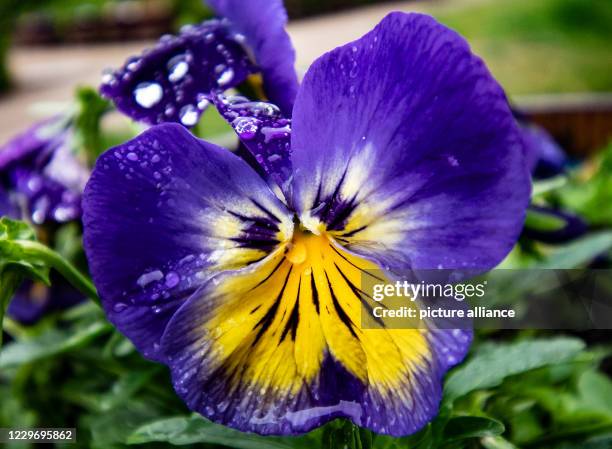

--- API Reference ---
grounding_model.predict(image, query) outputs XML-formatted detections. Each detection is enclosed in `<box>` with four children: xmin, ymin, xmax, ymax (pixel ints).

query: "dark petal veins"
<box><xmin>160</xmin><ymin>234</ymin><xmax>468</xmax><ymax>436</ymax></box>
<box><xmin>100</xmin><ymin>20</ymin><xmax>255</xmax><ymax>127</ymax></box>
<box><xmin>291</xmin><ymin>12</ymin><xmax>531</xmax><ymax>272</ymax></box>
<box><xmin>83</xmin><ymin>123</ymin><xmax>293</xmax><ymax>360</ymax></box>
<box><xmin>211</xmin><ymin>93</ymin><xmax>293</xmax><ymax>201</ymax></box>
<box><xmin>208</xmin><ymin>0</ymin><xmax>299</xmax><ymax>115</ymax></box>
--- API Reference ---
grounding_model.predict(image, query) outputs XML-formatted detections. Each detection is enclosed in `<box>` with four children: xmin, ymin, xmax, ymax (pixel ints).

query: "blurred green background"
<box><xmin>1</xmin><ymin>0</ymin><xmax>612</xmax><ymax>94</ymax></box>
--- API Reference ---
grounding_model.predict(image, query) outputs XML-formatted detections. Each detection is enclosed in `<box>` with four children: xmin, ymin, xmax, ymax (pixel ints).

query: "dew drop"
<box><xmin>165</xmin><ymin>271</ymin><xmax>180</xmax><ymax>288</ymax></box>
<box><xmin>448</xmin><ymin>155</ymin><xmax>459</xmax><ymax>167</ymax></box>
<box><xmin>164</xmin><ymin>104</ymin><xmax>175</xmax><ymax>117</ymax></box>
<box><xmin>113</xmin><ymin>302</ymin><xmax>128</xmax><ymax>313</ymax></box>
<box><xmin>137</xmin><ymin>270</ymin><xmax>164</xmax><ymax>288</ymax></box>
<box><xmin>179</xmin><ymin>104</ymin><xmax>199</xmax><ymax>126</ymax></box>
<box><xmin>167</xmin><ymin>54</ymin><xmax>189</xmax><ymax>83</ymax></box>
<box><xmin>101</xmin><ymin>69</ymin><xmax>115</xmax><ymax>85</ymax></box>
<box><xmin>261</xmin><ymin>125</ymin><xmax>291</xmax><ymax>143</ymax></box>
<box><xmin>127</xmin><ymin>152</ymin><xmax>139</xmax><ymax>161</ymax></box>
<box><xmin>216</xmin><ymin>67</ymin><xmax>235</xmax><ymax>87</ymax></box>
<box><xmin>232</xmin><ymin>117</ymin><xmax>260</xmax><ymax>140</ymax></box>
<box><xmin>134</xmin><ymin>82</ymin><xmax>163</xmax><ymax>108</ymax></box>
<box><xmin>197</xmin><ymin>94</ymin><xmax>210</xmax><ymax>110</ymax></box>
<box><xmin>126</xmin><ymin>57</ymin><xmax>141</xmax><ymax>72</ymax></box>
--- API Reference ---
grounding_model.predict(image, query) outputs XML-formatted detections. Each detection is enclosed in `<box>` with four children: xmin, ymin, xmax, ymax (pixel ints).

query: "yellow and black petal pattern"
<box><xmin>161</xmin><ymin>229</ymin><xmax>471</xmax><ymax>435</ymax></box>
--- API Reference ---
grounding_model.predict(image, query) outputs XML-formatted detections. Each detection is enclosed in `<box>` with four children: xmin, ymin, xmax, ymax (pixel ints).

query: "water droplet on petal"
<box><xmin>101</xmin><ymin>69</ymin><xmax>115</xmax><ymax>85</ymax></box>
<box><xmin>126</xmin><ymin>57</ymin><xmax>141</xmax><ymax>72</ymax></box>
<box><xmin>179</xmin><ymin>105</ymin><xmax>199</xmax><ymax>126</ymax></box>
<box><xmin>137</xmin><ymin>270</ymin><xmax>164</xmax><ymax>288</ymax></box>
<box><xmin>165</xmin><ymin>271</ymin><xmax>180</xmax><ymax>288</ymax></box>
<box><xmin>232</xmin><ymin>117</ymin><xmax>260</xmax><ymax>140</ymax></box>
<box><xmin>134</xmin><ymin>82</ymin><xmax>163</xmax><ymax>108</ymax></box>
<box><xmin>167</xmin><ymin>54</ymin><xmax>189</xmax><ymax>83</ymax></box>
<box><xmin>216</xmin><ymin>67</ymin><xmax>235</xmax><ymax>87</ymax></box>
<box><xmin>127</xmin><ymin>152</ymin><xmax>139</xmax><ymax>161</ymax></box>
<box><xmin>113</xmin><ymin>302</ymin><xmax>128</xmax><ymax>313</ymax></box>
<box><xmin>197</xmin><ymin>94</ymin><xmax>210</xmax><ymax>110</ymax></box>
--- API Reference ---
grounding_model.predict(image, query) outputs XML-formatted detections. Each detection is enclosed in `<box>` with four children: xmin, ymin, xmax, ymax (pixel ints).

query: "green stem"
<box><xmin>16</xmin><ymin>239</ymin><xmax>100</xmax><ymax>305</ymax></box>
<box><xmin>0</xmin><ymin>271</ymin><xmax>23</xmax><ymax>346</ymax></box>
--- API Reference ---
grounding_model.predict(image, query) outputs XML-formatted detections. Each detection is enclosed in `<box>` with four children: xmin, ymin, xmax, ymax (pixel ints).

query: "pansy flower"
<box><xmin>0</xmin><ymin>117</ymin><xmax>88</xmax><ymax>323</ymax></box>
<box><xmin>83</xmin><ymin>13</ymin><xmax>530</xmax><ymax>436</ymax></box>
<box><xmin>0</xmin><ymin>115</ymin><xmax>88</xmax><ymax>224</ymax></box>
<box><xmin>100</xmin><ymin>0</ymin><xmax>298</xmax><ymax>126</ymax></box>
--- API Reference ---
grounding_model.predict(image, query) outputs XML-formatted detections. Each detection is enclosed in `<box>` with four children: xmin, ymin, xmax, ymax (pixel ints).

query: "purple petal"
<box><xmin>211</xmin><ymin>93</ymin><xmax>292</xmax><ymax>200</ymax></box>
<box><xmin>0</xmin><ymin>116</ymin><xmax>66</xmax><ymax>172</ymax></box>
<box><xmin>160</xmin><ymin>232</ymin><xmax>470</xmax><ymax>436</ymax></box>
<box><xmin>10</xmin><ymin>167</ymin><xmax>82</xmax><ymax>224</ymax></box>
<box><xmin>6</xmin><ymin>282</ymin><xmax>51</xmax><ymax>325</ymax></box>
<box><xmin>208</xmin><ymin>0</ymin><xmax>299</xmax><ymax>115</ymax></box>
<box><xmin>0</xmin><ymin>117</ymin><xmax>87</xmax><ymax>224</ymax></box>
<box><xmin>7</xmin><ymin>279</ymin><xmax>83</xmax><ymax>325</ymax></box>
<box><xmin>520</xmin><ymin>122</ymin><xmax>567</xmax><ymax>179</ymax></box>
<box><xmin>0</xmin><ymin>185</ymin><xmax>18</xmax><ymax>218</ymax></box>
<box><xmin>290</xmin><ymin>12</ymin><xmax>530</xmax><ymax>272</ymax></box>
<box><xmin>82</xmin><ymin>123</ymin><xmax>293</xmax><ymax>360</ymax></box>
<box><xmin>100</xmin><ymin>20</ymin><xmax>255</xmax><ymax>127</ymax></box>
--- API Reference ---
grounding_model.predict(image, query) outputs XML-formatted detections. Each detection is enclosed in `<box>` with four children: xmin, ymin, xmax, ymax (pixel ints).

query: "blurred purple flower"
<box><xmin>0</xmin><ymin>117</ymin><xmax>88</xmax><ymax>323</ymax></box>
<box><xmin>516</xmin><ymin>116</ymin><xmax>567</xmax><ymax>179</ymax></box>
<box><xmin>0</xmin><ymin>116</ymin><xmax>88</xmax><ymax>225</ymax></box>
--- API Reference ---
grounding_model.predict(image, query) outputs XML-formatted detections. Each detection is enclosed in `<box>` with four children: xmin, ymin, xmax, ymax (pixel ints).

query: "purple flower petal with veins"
<box><xmin>83</xmin><ymin>13</ymin><xmax>530</xmax><ymax>437</ymax></box>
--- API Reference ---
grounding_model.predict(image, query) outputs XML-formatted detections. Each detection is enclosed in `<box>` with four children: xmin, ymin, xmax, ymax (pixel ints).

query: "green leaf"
<box><xmin>74</xmin><ymin>86</ymin><xmax>110</xmax><ymax>164</ymax></box>
<box><xmin>87</xmin><ymin>399</ymin><xmax>167</xmax><ymax>449</ymax></box>
<box><xmin>531</xmin><ymin>175</ymin><xmax>567</xmax><ymax>197</ymax></box>
<box><xmin>442</xmin><ymin>416</ymin><xmax>505</xmax><ymax>442</ymax></box>
<box><xmin>557</xmin><ymin>143</ymin><xmax>612</xmax><ymax>226</ymax></box>
<box><xmin>0</xmin><ymin>320</ymin><xmax>111</xmax><ymax>369</ymax></box>
<box><xmin>524</xmin><ymin>208</ymin><xmax>567</xmax><ymax>231</ymax></box>
<box><xmin>127</xmin><ymin>414</ymin><xmax>320</xmax><ymax>448</ymax></box>
<box><xmin>322</xmin><ymin>419</ymin><xmax>372</xmax><ymax>449</ymax></box>
<box><xmin>577</xmin><ymin>371</ymin><xmax>612</xmax><ymax>414</ymax></box>
<box><xmin>0</xmin><ymin>217</ymin><xmax>50</xmax><ymax>284</ymax></box>
<box><xmin>443</xmin><ymin>337</ymin><xmax>585</xmax><ymax>403</ymax></box>
<box><xmin>0</xmin><ymin>217</ymin><xmax>99</xmax><ymax>304</ymax></box>
<box><xmin>0</xmin><ymin>270</ymin><xmax>22</xmax><ymax>346</ymax></box>
<box><xmin>534</xmin><ymin>231</ymin><xmax>612</xmax><ymax>268</ymax></box>
<box><xmin>0</xmin><ymin>217</ymin><xmax>49</xmax><ymax>347</ymax></box>
<box><xmin>480</xmin><ymin>435</ymin><xmax>519</xmax><ymax>449</ymax></box>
